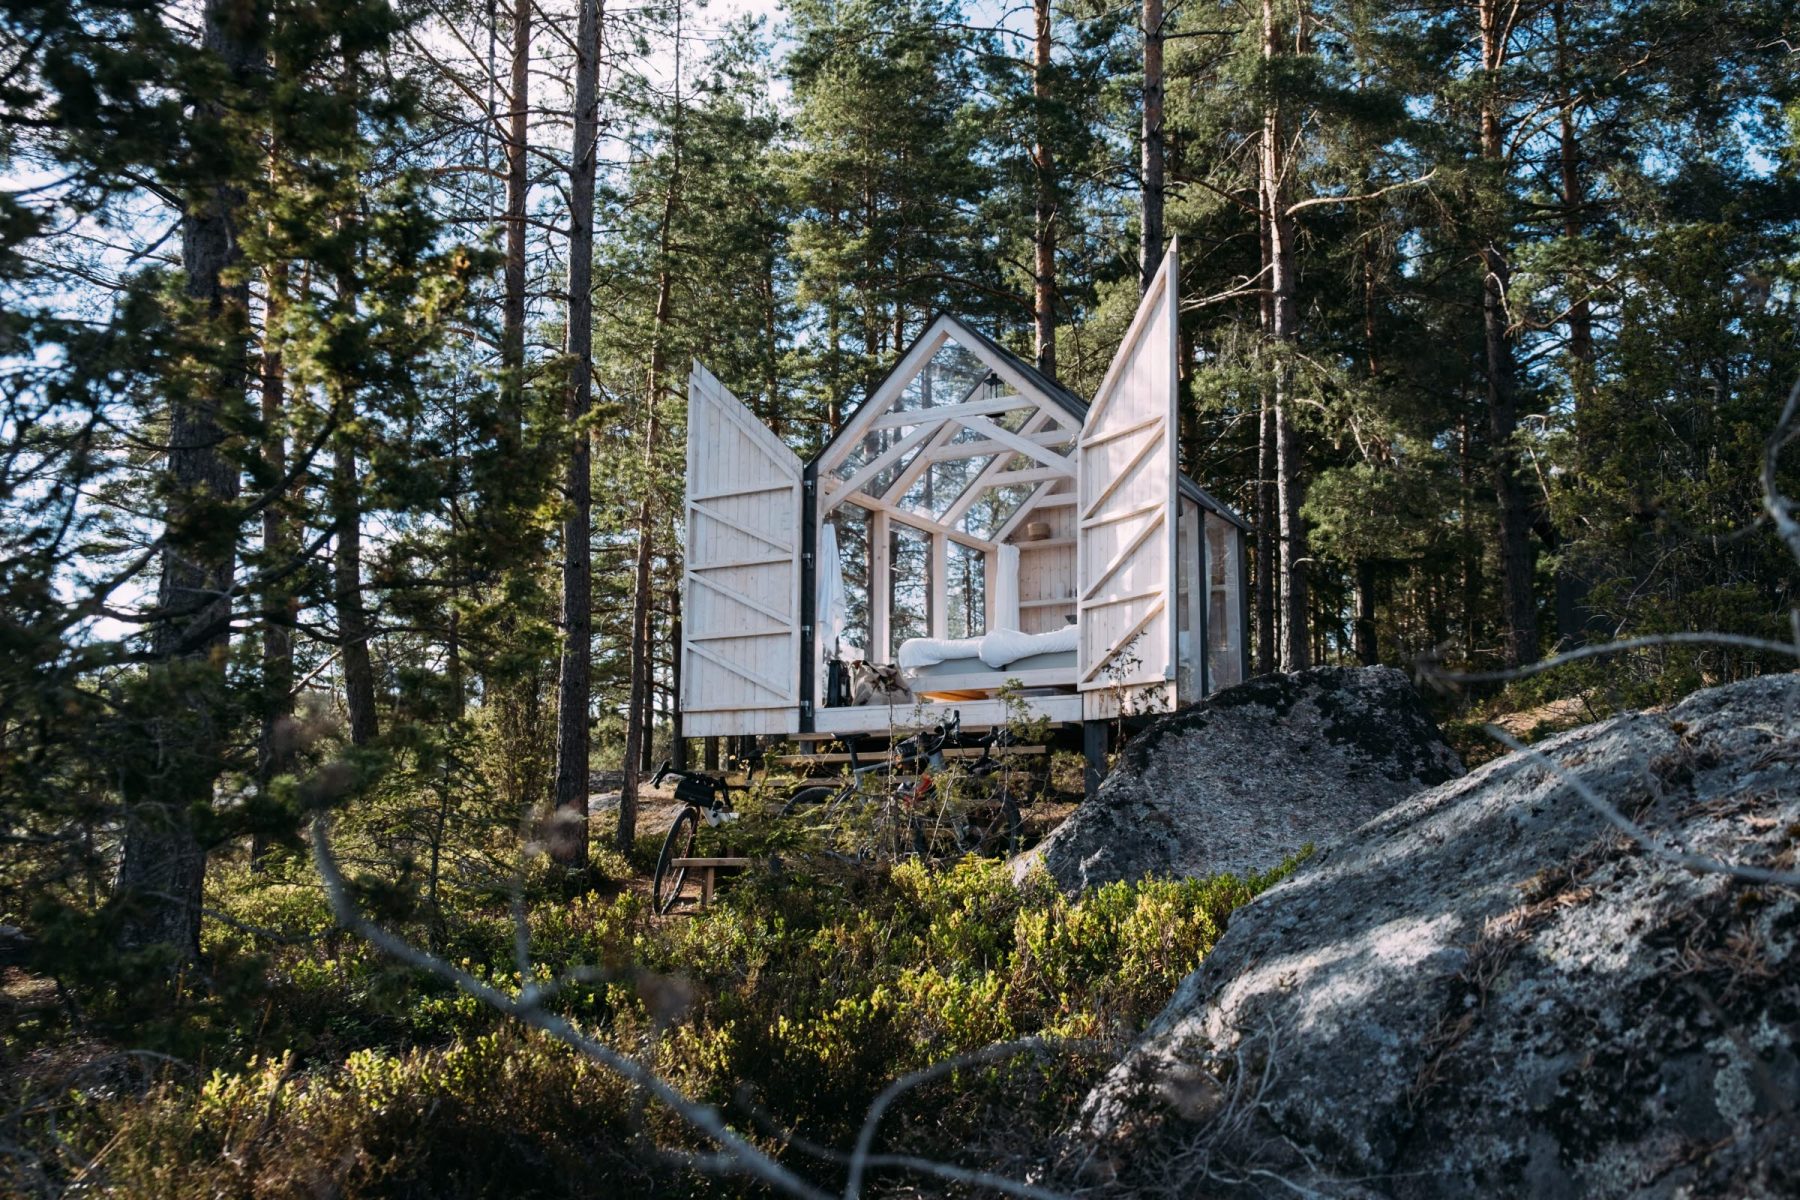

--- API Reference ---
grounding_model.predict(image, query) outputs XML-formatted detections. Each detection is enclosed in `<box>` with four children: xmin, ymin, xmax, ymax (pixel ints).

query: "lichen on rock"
<box><xmin>1017</xmin><ymin>665</ymin><xmax>1464</xmax><ymax>894</ymax></box>
<box><xmin>1067</xmin><ymin>673</ymin><xmax>1800</xmax><ymax>1199</ymax></box>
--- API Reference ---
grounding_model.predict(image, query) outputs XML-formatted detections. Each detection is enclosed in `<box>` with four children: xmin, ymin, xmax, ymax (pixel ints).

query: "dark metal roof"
<box><xmin>809</xmin><ymin>312</ymin><xmax>1252</xmax><ymax>531</ymax></box>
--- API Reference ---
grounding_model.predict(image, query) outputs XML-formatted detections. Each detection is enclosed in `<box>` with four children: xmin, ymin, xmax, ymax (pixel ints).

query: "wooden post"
<box><xmin>929</xmin><ymin>531</ymin><xmax>948</xmax><ymax>639</ymax></box>
<box><xmin>671</xmin><ymin>611</ymin><xmax>687</xmax><ymax>769</ymax></box>
<box><xmin>1083</xmin><ymin>719</ymin><xmax>1108</xmax><ymax>800</ymax></box>
<box><xmin>871</xmin><ymin>509</ymin><xmax>891</xmax><ymax>661</ymax></box>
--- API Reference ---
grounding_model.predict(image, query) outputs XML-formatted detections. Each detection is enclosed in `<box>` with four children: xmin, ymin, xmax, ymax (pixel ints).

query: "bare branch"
<box><xmin>1421</xmin><ymin>632</ymin><xmax>1798</xmax><ymax>686</ymax></box>
<box><xmin>1761</xmin><ymin>378</ymin><xmax>1800</xmax><ymax>568</ymax></box>
<box><xmin>1285</xmin><ymin>170</ymin><xmax>1437</xmax><ymax>219</ymax></box>
<box><xmin>308</xmin><ymin>814</ymin><xmax>833</xmax><ymax>1200</ymax></box>
<box><xmin>845</xmin><ymin>1037</ymin><xmax>1091</xmax><ymax>1200</ymax></box>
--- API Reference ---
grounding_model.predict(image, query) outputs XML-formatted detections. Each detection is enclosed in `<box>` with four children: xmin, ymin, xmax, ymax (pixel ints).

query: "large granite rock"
<box><xmin>1021</xmin><ymin>666</ymin><xmax>1463</xmax><ymax>892</ymax></box>
<box><xmin>1069</xmin><ymin>673</ymin><xmax>1800</xmax><ymax>1199</ymax></box>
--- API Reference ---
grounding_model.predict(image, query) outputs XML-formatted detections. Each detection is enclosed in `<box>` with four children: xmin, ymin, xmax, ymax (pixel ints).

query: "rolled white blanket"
<box><xmin>978</xmin><ymin>624</ymin><xmax>1078</xmax><ymax>669</ymax></box>
<box><xmin>896</xmin><ymin>635</ymin><xmax>984</xmax><ymax>671</ymax></box>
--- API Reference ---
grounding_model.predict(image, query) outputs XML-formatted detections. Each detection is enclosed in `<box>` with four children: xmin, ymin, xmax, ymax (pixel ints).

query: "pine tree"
<box><xmin>550</xmin><ymin>0</ymin><xmax>602</xmax><ymax>870</ymax></box>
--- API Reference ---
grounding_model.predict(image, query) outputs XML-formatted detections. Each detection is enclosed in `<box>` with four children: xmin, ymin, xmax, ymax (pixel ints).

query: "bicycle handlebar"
<box><xmin>649</xmin><ymin>758</ymin><xmax>757</xmax><ymax>794</ymax></box>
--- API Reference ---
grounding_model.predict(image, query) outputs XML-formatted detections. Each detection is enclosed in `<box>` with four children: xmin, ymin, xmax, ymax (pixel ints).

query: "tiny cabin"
<box><xmin>678</xmin><ymin>245</ymin><xmax>1249</xmax><ymax>784</ymax></box>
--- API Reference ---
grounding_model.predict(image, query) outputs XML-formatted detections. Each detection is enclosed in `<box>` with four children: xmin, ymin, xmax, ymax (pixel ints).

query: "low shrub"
<box><xmin>6</xmin><ymin>852</ymin><xmax>1303</xmax><ymax>1198</ymax></box>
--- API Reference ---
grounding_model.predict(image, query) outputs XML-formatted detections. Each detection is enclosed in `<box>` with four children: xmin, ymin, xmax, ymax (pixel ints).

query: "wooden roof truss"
<box><xmin>816</xmin><ymin>318</ymin><xmax>1081</xmax><ymax>545</ymax></box>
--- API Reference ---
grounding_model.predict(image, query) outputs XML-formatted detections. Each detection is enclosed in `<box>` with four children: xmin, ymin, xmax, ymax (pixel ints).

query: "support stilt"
<box><xmin>1083</xmin><ymin>719</ymin><xmax>1109</xmax><ymax>800</ymax></box>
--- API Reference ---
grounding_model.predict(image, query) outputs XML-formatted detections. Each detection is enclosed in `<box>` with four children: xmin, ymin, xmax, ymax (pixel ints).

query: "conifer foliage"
<box><xmin>1</xmin><ymin>0</ymin><xmax>1797</xmax><ymax>1190</ymax></box>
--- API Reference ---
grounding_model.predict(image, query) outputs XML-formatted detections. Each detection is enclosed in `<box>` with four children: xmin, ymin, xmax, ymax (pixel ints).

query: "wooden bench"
<box><xmin>669</xmin><ymin>856</ymin><xmax>751</xmax><ymax>909</ymax></box>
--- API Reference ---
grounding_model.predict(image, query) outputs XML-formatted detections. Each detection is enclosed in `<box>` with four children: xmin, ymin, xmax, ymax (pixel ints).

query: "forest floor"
<box><xmin>5</xmin><ymin>738</ymin><xmax>1257</xmax><ymax>1198</ymax></box>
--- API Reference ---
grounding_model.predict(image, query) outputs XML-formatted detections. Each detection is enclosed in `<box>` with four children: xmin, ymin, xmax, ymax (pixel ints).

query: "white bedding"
<box><xmin>895</xmin><ymin>635</ymin><xmax>983</xmax><ymax>671</ymax></box>
<box><xmin>897</xmin><ymin>625</ymin><xmax>1080</xmax><ymax>673</ymax></box>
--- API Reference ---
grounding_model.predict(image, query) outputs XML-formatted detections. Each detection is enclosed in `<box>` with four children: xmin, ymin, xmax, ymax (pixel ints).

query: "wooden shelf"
<box><xmin>1013</xmin><ymin>536</ymin><xmax>1074</xmax><ymax>549</ymax></box>
<box><xmin>1019</xmin><ymin>596</ymin><xmax>1074</xmax><ymax>608</ymax></box>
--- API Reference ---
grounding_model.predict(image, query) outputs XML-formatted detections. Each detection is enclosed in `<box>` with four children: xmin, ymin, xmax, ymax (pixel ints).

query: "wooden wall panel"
<box><xmin>1012</xmin><ymin>500</ymin><xmax>1075</xmax><ymax>633</ymax></box>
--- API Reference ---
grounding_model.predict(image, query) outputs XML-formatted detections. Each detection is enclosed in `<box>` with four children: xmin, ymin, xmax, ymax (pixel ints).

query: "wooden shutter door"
<box><xmin>680</xmin><ymin>362</ymin><xmax>803</xmax><ymax>736</ymax></box>
<box><xmin>1076</xmin><ymin>243</ymin><xmax>1180</xmax><ymax>720</ymax></box>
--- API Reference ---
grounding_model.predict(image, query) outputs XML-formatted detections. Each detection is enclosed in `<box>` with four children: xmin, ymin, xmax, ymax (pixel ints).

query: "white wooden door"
<box><xmin>680</xmin><ymin>362</ymin><xmax>803</xmax><ymax>736</ymax></box>
<box><xmin>1076</xmin><ymin>243</ymin><xmax>1180</xmax><ymax>720</ymax></box>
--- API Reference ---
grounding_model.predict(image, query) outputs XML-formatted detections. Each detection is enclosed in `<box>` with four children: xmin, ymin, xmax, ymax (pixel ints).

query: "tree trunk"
<box><xmin>616</xmin><ymin>408</ymin><xmax>658</xmax><ymax>853</ymax></box>
<box><xmin>1139</xmin><ymin>0</ymin><xmax>1164</xmax><ymax>292</ymax></box>
<box><xmin>639</xmin><ymin>611</ymin><xmax>657</xmax><ymax>774</ymax></box>
<box><xmin>334</xmin><ymin>436</ymin><xmax>379</xmax><ymax>746</ymax></box>
<box><xmin>1255</xmin><ymin>189</ymin><xmax>1278</xmax><ymax>676</ymax></box>
<box><xmin>1274</xmin><ymin>398</ymin><xmax>1309</xmax><ymax>673</ymax></box>
<box><xmin>479</xmin><ymin>0</ymin><xmax>541</xmax><ymax>820</ymax></box>
<box><xmin>1355</xmin><ymin>559</ymin><xmax>1378</xmax><ymax>665</ymax></box>
<box><xmin>1262</xmin><ymin>0</ymin><xmax>1309</xmax><ymax>672</ymax></box>
<box><xmin>762</xmin><ymin>246</ymin><xmax>781</xmax><ymax>434</ymax></box>
<box><xmin>1478</xmin><ymin>0</ymin><xmax>1538</xmax><ymax>668</ymax></box>
<box><xmin>550</xmin><ymin>0</ymin><xmax>601</xmax><ymax>870</ymax></box>
<box><xmin>1459</xmin><ymin>410</ymin><xmax>1479</xmax><ymax>663</ymax></box>
<box><xmin>502</xmin><ymin>0</ymin><xmax>530</xmax><ymax>444</ymax></box>
<box><xmin>618</xmin><ymin>11</ymin><xmax>682</xmax><ymax>853</ymax></box>
<box><xmin>1256</xmin><ymin>394</ymin><xmax>1278</xmax><ymax>675</ymax></box>
<box><xmin>253</xmin><ymin>255</ymin><xmax>293</xmax><ymax>867</ymax></box>
<box><xmin>116</xmin><ymin>0</ymin><xmax>258</xmax><ymax>960</ymax></box>
<box><xmin>704</xmin><ymin>737</ymin><xmax>719</xmax><ymax>771</ymax></box>
<box><xmin>1032</xmin><ymin>0</ymin><xmax>1058</xmax><ymax>375</ymax></box>
<box><xmin>1552</xmin><ymin>0</ymin><xmax>1592</xmax><ymax>647</ymax></box>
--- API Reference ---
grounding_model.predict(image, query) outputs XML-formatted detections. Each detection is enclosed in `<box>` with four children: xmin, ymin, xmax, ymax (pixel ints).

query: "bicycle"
<box><xmin>648</xmin><ymin>757</ymin><xmax>757</xmax><ymax>915</ymax></box>
<box><xmin>782</xmin><ymin>714</ymin><xmax>1028</xmax><ymax>861</ymax></box>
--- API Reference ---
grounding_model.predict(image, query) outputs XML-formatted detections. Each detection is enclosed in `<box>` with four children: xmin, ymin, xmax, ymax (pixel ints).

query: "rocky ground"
<box><xmin>1018</xmin><ymin>666</ymin><xmax>1465</xmax><ymax>893</ymax></box>
<box><xmin>1065</xmin><ymin>673</ymin><xmax>1800</xmax><ymax>1199</ymax></box>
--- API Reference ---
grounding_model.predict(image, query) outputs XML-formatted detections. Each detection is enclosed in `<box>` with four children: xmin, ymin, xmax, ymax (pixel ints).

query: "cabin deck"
<box><xmin>809</xmin><ymin>692</ymin><xmax>1082</xmax><ymax>736</ymax></box>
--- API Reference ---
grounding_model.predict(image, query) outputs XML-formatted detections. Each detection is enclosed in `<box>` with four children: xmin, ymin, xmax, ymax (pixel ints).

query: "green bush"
<box><xmin>7</xmin><ymin>852</ymin><xmax>1304</xmax><ymax>1198</ymax></box>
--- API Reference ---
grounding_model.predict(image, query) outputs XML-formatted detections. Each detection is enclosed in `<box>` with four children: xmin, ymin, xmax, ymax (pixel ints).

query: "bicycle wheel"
<box><xmin>651</xmin><ymin>806</ymin><xmax>699</xmax><ymax>915</ymax></box>
<box><xmin>781</xmin><ymin>785</ymin><xmax>838</xmax><ymax>816</ymax></box>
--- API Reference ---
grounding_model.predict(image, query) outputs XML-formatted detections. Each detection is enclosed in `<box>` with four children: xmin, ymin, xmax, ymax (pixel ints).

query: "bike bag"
<box><xmin>675</xmin><ymin>776</ymin><xmax>720</xmax><ymax>807</ymax></box>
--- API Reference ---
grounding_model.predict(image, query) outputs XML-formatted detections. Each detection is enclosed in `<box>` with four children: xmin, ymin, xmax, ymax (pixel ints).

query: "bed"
<box><xmin>895</xmin><ymin>627</ymin><xmax>1080</xmax><ymax>700</ymax></box>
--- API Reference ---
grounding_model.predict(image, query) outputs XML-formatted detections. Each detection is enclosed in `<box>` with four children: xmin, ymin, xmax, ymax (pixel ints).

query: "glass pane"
<box><xmin>899</xmin><ymin>453</ymin><xmax>997</xmax><ymax>521</ymax></box>
<box><xmin>830</xmin><ymin>503</ymin><xmax>872</xmax><ymax>659</ymax></box>
<box><xmin>957</xmin><ymin>482</ymin><xmax>1038</xmax><ymax>540</ymax></box>
<box><xmin>833</xmin><ymin>425</ymin><xmax>911</xmax><ymax>482</ymax></box>
<box><xmin>1206</xmin><ymin>515</ymin><xmax>1244</xmax><ymax>690</ymax></box>
<box><xmin>946</xmin><ymin>541</ymin><xmax>987</xmax><ymax>640</ymax></box>
<box><xmin>892</xmin><ymin>339</ymin><xmax>991</xmax><ymax>413</ymax></box>
<box><xmin>1178</xmin><ymin>502</ymin><xmax>1197</xmax><ymax>698</ymax></box>
<box><xmin>863</xmin><ymin>442</ymin><xmax>926</xmax><ymax>499</ymax></box>
<box><xmin>995</xmin><ymin>404</ymin><xmax>1035</xmax><ymax>432</ymax></box>
<box><xmin>889</xmin><ymin>524</ymin><xmax>932</xmax><ymax>657</ymax></box>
